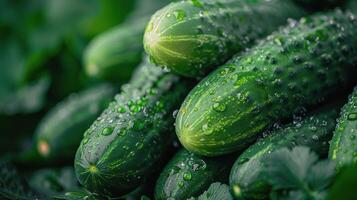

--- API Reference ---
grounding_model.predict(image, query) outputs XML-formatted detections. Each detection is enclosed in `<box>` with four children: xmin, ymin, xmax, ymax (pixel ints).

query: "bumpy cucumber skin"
<box><xmin>176</xmin><ymin>10</ymin><xmax>357</xmax><ymax>156</ymax></box>
<box><xmin>74</xmin><ymin>58</ymin><xmax>193</xmax><ymax>197</ymax></box>
<box><xmin>144</xmin><ymin>0</ymin><xmax>307</xmax><ymax>77</ymax></box>
<box><xmin>155</xmin><ymin>149</ymin><xmax>234</xmax><ymax>200</ymax></box>
<box><xmin>84</xmin><ymin>19</ymin><xmax>146</xmax><ymax>82</ymax></box>
<box><xmin>329</xmin><ymin>87</ymin><xmax>357</xmax><ymax>169</ymax></box>
<box><xmin>35</xmin><ymin>84</ymin><xmax>114</xmax><ymax>161</ymax></box>
<box><xmin>229</xmin><ymin>105</ymin><xmax>339</xmax><ymax>200</ymax></box>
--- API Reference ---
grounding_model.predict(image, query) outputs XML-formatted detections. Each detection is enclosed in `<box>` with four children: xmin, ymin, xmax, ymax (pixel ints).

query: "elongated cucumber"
<box><xmin>230</xmin><ymin>104</ymin><xmax>340</xmax><ymax>199</ymax></box>
<box><xmin>176</xmin><ymin>10</ymin><xmax>357</xmax><ymax>156</ymax></box>
<box><xmin>74</xmin><ymin>57</ymin><xmax>193</xmax><ymax>196</ymax></box>
<box><xmin>144</xmin><ymin>0</ymin><xmax>307</xmax><ymax>77</ymax></box>
<box><xmin>35</xmin><ymin>84</ymin><xmax>114</xmax><ymax>161</ymax></box>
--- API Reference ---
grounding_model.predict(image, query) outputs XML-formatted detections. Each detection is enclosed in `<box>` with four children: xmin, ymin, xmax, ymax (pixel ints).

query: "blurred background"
<box><xmin>0</xmin><ymin>0</ymin><xmax>139</xmax><ymax>155</ymax></box>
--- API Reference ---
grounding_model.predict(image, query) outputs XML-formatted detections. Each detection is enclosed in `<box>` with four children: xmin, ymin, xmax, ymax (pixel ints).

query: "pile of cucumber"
<box><xmin>2</xmin><ymin>0</ymin><xmax>357</xmax><ymax>199</ymax></box>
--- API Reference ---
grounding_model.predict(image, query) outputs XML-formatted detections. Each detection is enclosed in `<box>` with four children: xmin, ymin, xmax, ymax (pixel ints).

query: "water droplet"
<box><xmin>173</xmin><ymin>110</ymin><xmax>179</xmax><ymax>118</ymax></box>
<box><xmin>173</xmin><ymin>9</ymin><xmax>186</xmax><ymax>21</ymax></box>
<box><xmin>312</xmin><ymin>135</ymin><xmax>319</xmax><ymax>141</ymax></box>
<box><xmin>178</xmin><ymin>181</ymin><xmax>184</xmax><ymax>188</ymax></box>
<box><xmin>102</xmin><ymin>127</ymin><xmax>114</xmax><ymax>136</ymax></box>
<box><xmin>237</xmin><ymin>157</ymin><xmax>249</xmax><ymax>165</ymax></box>
<box><xmin>213</xmin><ymin>103</ymin><xmax>226</xmax><ymax>112</ymax></box>
<box><xmin>348</xmin><ymin>113</ymin><xmax>357</xmax><ymax>121</ymax></box>
<box><xmin>118</xmin><ymin>106</ymin><xmax>126</xmax><ymax>113</ymax></box>
<box><xmin>180</xmin><ymin>172</ymin><xmax>191</xmax><ymax>183</ymax></box>
<box><xmin>83</xmin><ymin>137</ymin><xmax>89</xmax><ymax>145</ymax></box>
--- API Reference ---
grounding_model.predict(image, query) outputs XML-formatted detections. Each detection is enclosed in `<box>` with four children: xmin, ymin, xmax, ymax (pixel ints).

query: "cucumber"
<box><xmin>229</xmin><ymin>104</ymin><xmax>340</xmax><ymax>200</ymax></box>
<box><xmin>84</xmin><ymin>0</ymin><xmax>172</xmax><ymax>82</ymax></box>
<box><xmin>329</xmin><ymin>87</ymin><xmax>357</xmax><ymax>169</ymax></box>
<box><xmin>155</xmin><ymin>149</ymin><xmax>234</xmax><ymax>200</ymax></box>
<box><xmin>143</xmin><ymin>0</ymin><xmax>307</xmax><ymax>77</ymax></box>
<box><xmin>176</xmin><ymin>10</ymin><xmax>357</xmax><ymax>156</ymax></box>
<box><xmin>35</xmin><ymin>84</ymin><xmax>114</xmax><ymax>161</ymax></box>
<box><xmin>74</xmin><ymin>57</ymin><xmax>193</xmax><ymax>197</ymax></box>
<box><xmin>84</xmin><ymin>19</ymin><xmax>146</xmax><ymax>82</ymax></box>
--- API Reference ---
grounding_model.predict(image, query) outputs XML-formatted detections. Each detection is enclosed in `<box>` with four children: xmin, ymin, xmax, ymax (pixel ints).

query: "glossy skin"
<box><xmin>155</xmin><ymin>149</ymin><xmax>234</xmax><ymax>200</ymax></box>
<box><xmin>329</xmin><ymin>87</ymin><xmax>357</xmax><ymax>169</ymax></box>
<box><xmin>35</xmin><ymin>84</ymin><xmax>114</xmax><ymax>161</ymax></box>
<box><xmin>230</xmin><ymin>105</ymin><xmax>340</xmax><ymax>200</ymax></box>
<box><xmin>75</xmin><ymin>58</ymin><xmax>193</xmax><ymax>197</ymax></box>
<box><xmin>176</xmin><ymin>10</ymin><xmax>357</xmax><ymax>156</ymax></box>
<box><xmin>144</xmin><ymin>0</ymin><xmax>307</xmax><ymax>77</ymax></box>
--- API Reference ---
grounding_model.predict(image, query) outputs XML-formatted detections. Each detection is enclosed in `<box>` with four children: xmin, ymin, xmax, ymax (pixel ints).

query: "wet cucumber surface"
<box><xmin>176</xmin><ymin>10</ymin><xmax>357</xmax><ymax>156</ymax></box>
<box><xmin>144</xmin><ymin>0</ymin><xmax>307</xmax><ymax>77</ymax></box>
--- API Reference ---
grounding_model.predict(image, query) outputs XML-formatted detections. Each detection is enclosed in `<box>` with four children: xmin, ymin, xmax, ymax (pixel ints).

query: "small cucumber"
<box><xmin>230</xmin><ymin>104</ymin><xmax>340</xmax><ymax>200</ymax></box>
<box><xmin>176</xmin><ymin>10</ymin><xmax>357</xmax><ymax>156</ymax></box>
<box><xmin>84</xmin><ymin>0</ymin><xmax>173</xmax><ymax>82</ymax></box>
<box><xmin>144</xmin><ymin>0</ymin><xmax>307</xmax><ymax>77</ymax></box>
<box><xmin>329</xmin><ymin>87</ymin><xmax>357</xmax><ymax>169</ymax></box>
<box><xmin>155</xmin><ymin>149</ymin><xmax>234</xmax><ymax>200</ymax></box>
<box><xmin>74</xmin><ymin>57</ymin><xmax>193</xmax><ymax>197</ymax></box>
<box><xmin>35</xmin><ymin>84</ymin><xmax>114</xmax><ymax>161</ymax></box>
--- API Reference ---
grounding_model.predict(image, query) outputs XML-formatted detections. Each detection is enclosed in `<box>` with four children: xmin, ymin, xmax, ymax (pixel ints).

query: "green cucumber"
<box><xmin>74</xmin><ymin>57</ymin><xmax>193</xmax><ymax>197</ymax></box>
<box><xmin>229</xmin><ymin>104</ymin><xmax>340</xmax><ymax>200</ymax></box>
<box><xmin>176</xmin><ymin>10</ymin><xmax>357</xmax><ymax>156</ymax></box>
<box><xmin>144</xmin><ymin>0</ymin><xmax>307</xmax><ymax>77</ymax></box>
<box><xmin>35</xmin><ymin>84</ymin><xmax>114</xmax><ymax>161</ymax></box>
<box><xmin>155</xmin><ymin>149</ymin><xmax>234</xmax><ymax>200</ymax></box>
<box><xmin>329</xmin><ymin>87</ymin><xmax>357</xmax><ymax>169</ymax></box>
<box><xmin>84</xmin><ymin>0</ymin><xmax>172</xmax><ymax>82</ymax></box>
<box><xmin>84</xmin><ymin>19</ymin><xmax>146</xmax><ymax>82</ymax></box>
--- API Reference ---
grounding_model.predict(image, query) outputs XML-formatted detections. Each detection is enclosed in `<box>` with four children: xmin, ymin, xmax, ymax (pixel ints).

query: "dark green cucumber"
<box><xmin>176</xmin><ymin>10</ymin><xmax>357</xmax><ymax>156</ymax></box>
<box><xmin>35</xmin><ymin>84</ymin><xmax>114</xmax><ymax>161</ymax></box>
<box><xmin>155</xmin><ymin>149</ymin><xmax>234</xmax><ymax>199</ymax></box>
<box><xmin>74</xmin><ymin>57</ymin><xmax>193</xmax><ymax>197</ymax></box>
<box><xmin>144</xmin><ymin>0</ymin><xmax>307</xmax><ymax>77</ymax></box>
<box><xmin>84</xmin><ymin>0</ymin><xmax>172</xmax><ymax>82</ymax></box>
<box><xmin>229</xmin><ymin>104</ymin><xmax>340</xmax><ymax>200</ymax></box>
<box><xmin>329</xmin><ymin>87</ymin><xmax>357</xmax><ymax>169</ymax></box>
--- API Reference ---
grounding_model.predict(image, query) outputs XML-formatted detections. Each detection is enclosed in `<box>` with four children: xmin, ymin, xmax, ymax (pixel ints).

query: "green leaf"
<box><xmin>263</xmin><ymin>146</ymin><xmax>336</xmax><ymax>200</ymax></box>
<box><xmin>187</xmin><ymin>182</ymin><xmax>234</xmax><ymax>200</ymax></box>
